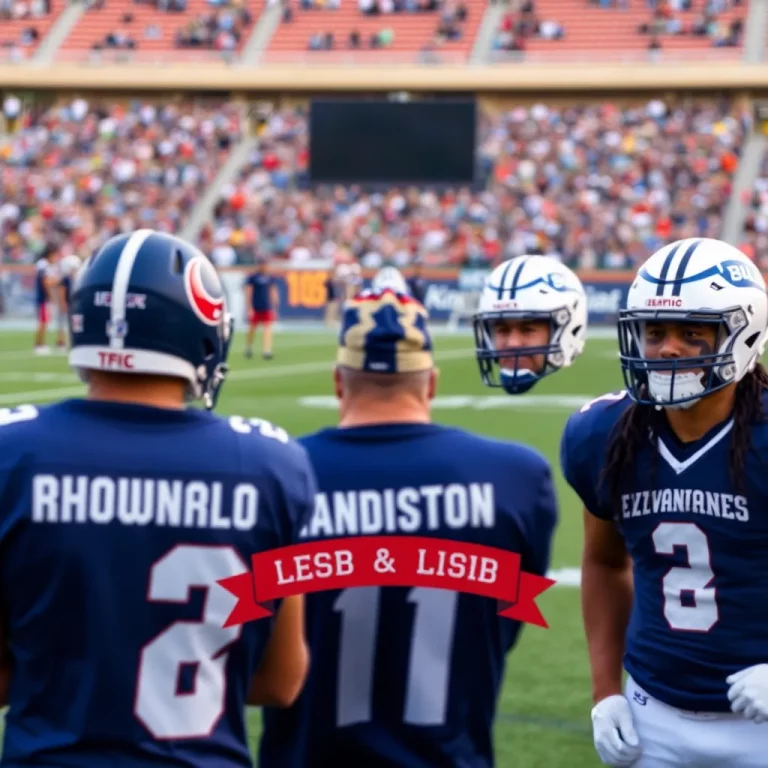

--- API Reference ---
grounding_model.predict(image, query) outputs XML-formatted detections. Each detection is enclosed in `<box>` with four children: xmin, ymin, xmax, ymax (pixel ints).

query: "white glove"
<box><xmin>591</xmin><ymin>694</ymin><xmax>643</xmax><ymax>767</ymax></box>
<box><xmin>727</xmin><ymin>664</ymin><xmax>768</xmax><ymax>723</ymax></box>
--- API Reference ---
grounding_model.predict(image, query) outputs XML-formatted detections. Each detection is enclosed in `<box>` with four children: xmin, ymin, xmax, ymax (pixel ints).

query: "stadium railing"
<box><xmin>51</xmin><ymin>50</ymin><xmax>475</xmax><ymax>66</ymax></box>
<box><xmin>1</xmin><ymin>61</ymin><xmax>766</xmax><ymax>90</ymax></box>
<box><xmin>53</xmin><ymin>49</ymin><xmax>241</xmax><ymax>66</ymax></box>
<box><xmin>5</xmin><ymin>264</ymin><xmax>766</xmax><ymax>327</ymax></box>
<box><xmin>488</xmin><ymin>49</ymin><xmax>746</xmax><ymax>64</ymax></box>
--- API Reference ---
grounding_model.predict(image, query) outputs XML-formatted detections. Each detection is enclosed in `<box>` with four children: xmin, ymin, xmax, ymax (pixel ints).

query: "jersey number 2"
<box><xmin>334</xmin><ymin>587</ymin><xmax>458</xmax><ymax>728</ymax></box>
<box><xmin>653</xmin><ymin>522</ymin><xmax>718</xmax><ymax>633</ymax></box>
<box><xmin>134</xmin><ymin>545</ymin><xmax>246</xmax><ymax>739</ymax></box>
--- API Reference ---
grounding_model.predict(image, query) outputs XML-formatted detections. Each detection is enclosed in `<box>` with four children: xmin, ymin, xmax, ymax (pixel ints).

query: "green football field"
<box><xmin>0</xmin><ymin>327</ymin><xmax>629</xmax><ymax>767</ymax></box>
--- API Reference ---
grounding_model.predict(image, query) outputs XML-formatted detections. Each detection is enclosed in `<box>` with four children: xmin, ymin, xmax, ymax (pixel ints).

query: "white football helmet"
<box><xmin>59</xmin><ymin>254</ymin><xmax>82</xmax><ymax>278</ymax></box>
<box><xmin>473</xmin><ymin>255</ymin><xmax>587</xmax><ymax>394</ymax></box>
<box><xmin>619</xmin><ymin>237</ymin><xmax>768</xmax><ymax>409</ymax></box>
<box><xmin>371</xmin><ymin>266</ymin><xmax>409</xmax><ymax>295</ymax></box>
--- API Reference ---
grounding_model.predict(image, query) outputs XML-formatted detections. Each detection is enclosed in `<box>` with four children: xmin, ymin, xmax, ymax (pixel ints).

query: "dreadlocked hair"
<box><xmin>600</xmin><ymin>363</ymin><xmax>768</xmax><ymax>510</ymax></box>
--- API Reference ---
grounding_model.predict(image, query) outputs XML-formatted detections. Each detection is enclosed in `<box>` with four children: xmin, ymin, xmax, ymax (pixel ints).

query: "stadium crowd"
<box><xmin>0</xmin><ymin>96</ymin><xmax>752</xmax><ymax>271</ymax></box>
<box><xmin>741</xmin><ymin>151</ymin><xmax>768</xmax><ymax>271</ymax></box>
<box><xmin>205</xmin><ymin>98</ymin><xmax>749</xmax><ymax>270</ymax></box>
<box><xmin>0</xmin><ymin>98</ymin><xmax>243</xmax><ymax>264</ymax></box>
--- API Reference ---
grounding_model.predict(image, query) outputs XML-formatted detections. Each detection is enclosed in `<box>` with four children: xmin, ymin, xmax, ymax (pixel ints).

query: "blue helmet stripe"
<box><xmin>496</xmin><ymin>260</ymin><xmax>515</xmax><ymax>300</ymax></box>
<box><xmin>671</xmin><ymin>239</ymin><xmax>703</xmax><ymax>297</ymax></box>
<box><xmin>509</xmin><ymin>256</ymin><xmax>528</xmax><ymax>299</ymax></box>
<box><xmin>655</xmin><ymin>241</ymin><xmax>683</xmax><ymax>297</ymax></box>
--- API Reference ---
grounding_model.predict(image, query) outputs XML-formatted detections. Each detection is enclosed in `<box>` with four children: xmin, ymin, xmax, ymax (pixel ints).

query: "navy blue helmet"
<box><xmin>68</xmin><ymin>229</ymin><xmax>233</xmax><ymax>409</ymax></box>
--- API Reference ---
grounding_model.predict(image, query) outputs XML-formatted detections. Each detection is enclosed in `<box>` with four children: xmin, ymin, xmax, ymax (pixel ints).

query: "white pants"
<box><xmin>625</xmin><ymin>675</ymin><xmax>768</xmax><ymax>767</ymax></box>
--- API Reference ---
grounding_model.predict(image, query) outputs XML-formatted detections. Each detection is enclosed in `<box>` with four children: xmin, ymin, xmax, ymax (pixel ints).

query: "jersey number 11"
<box><xmin>334</xmin><ymin>587</ymin><xmax>459</xmax><ymax>728</ymax></box>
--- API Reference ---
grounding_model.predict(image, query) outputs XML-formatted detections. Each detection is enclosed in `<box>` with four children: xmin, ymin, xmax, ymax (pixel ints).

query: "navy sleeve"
<box><xmin>274</xmin><ymin>441</ymin><xmax>318</xmax><ymax>547</ymax></box>
<box><xmin>519</xmin><ymin>462</ymin><xmax>558</xmax><ymax>578</ymax></box>
<box><xmin>288</xmin><ymin>453</ymin><xmax>317</xmax><ymax>545</ymax></box>
<box><xmin>559</xmin><ymin>412</ymin><xmax>610</xmax><ymax>520</ymax></box>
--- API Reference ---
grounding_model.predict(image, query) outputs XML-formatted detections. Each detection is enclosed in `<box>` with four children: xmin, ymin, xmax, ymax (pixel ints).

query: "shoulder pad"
<box><xmin>565</xmin><ymin>390</ymin><xmax>631</xmax><ymax>447</ymax></box>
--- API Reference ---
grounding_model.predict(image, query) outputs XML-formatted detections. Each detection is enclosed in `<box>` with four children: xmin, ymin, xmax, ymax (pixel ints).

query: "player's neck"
<box><xmin>339</xmin><ymin>402</ymin><xmax>431</xmax><ymax>429</ymax></box>
<box><xmin>663</xmin><ymin>385</ymin><xmax>736</xmax><ymax>444</ymax></box>
<box><xmin>87</xmin><ymin>372</ymin><xmax>187</xmax><ymax>411</ymax></box>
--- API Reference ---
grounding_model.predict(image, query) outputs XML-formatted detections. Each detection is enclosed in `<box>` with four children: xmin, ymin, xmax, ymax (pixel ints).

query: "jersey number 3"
<box><xmin>653</xmin><ymin>522</ymin><xmax>719</xmax><ymax>633</ymax></box>
<box><xmin>134</xmin><ymin>545</ymin><xmax>246</xmax><ymax>739</ymax></box>
<box><xmin>334</xmin><ymin>587</ymin><xmax>458</xmax><ymax>728</ymax></box>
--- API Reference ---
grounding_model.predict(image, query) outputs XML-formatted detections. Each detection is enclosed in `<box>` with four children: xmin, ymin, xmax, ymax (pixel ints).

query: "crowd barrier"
<box><xmin>0</xmin><ymin>263</ymin><xmax>649</xmax><ymax>325</ymax></box>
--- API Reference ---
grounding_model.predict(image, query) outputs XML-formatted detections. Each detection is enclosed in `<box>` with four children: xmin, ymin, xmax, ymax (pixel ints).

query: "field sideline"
<box><xmin>0</xmin><ymin>327</ymin><xmax>629</xmax><ymax>766</ymax></box>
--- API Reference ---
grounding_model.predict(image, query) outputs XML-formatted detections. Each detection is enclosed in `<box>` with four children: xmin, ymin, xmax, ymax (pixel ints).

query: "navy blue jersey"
<box><xmin>35</xmin><ymin>260</ymin><xmax>51</xmax><ymax>306</ymax></box>
<box><xmin>259</xmin><ymin>422</ymin><xmax>557</xmax><ymax>768</ymax></box>
<box><xmin>560</xmin><ymin>389</ymin><xmax>768</xmax><ymax>713</ymax></box>
<box><xmin>407</xmin><ymin>277</ymin><xmax>426</xmax><ymax>304</ymax></box>
<box><xmin>0</xmin><ymin>399</ymin><xmax>315</xmax><ymax>768</ymax></box>
<box><xmin>244</xmin><ymin>273</ymin><xmax>276</xmax><ymax>311</ymax></box>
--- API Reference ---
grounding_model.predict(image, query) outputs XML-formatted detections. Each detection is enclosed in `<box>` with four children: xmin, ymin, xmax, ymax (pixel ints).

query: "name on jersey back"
<box><xmin>299</xmin><ymin>483</ymin><xmax>495</xmax><ymax>538</ymax></box>
<box><xmin>32</xmin><ymin>474</ymin><xmax>259</xmax><ymax>529</ymax></box>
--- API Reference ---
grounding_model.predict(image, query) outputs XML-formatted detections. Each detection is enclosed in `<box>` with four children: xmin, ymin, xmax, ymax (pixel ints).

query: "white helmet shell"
<box><xmin>371</xmin><ymin>266</ymin><xmax>409</xmax><ymax>295</ymax></box>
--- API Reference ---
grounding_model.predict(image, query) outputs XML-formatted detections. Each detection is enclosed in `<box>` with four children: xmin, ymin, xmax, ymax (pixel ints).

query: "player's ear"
<box><xmin>333</xmin><ymin>366</ymin><xmax>343</xmax><ymax>400</ymax></box>
<box><xmin>428</xmin><ymin>367</ymin><xmax>438</xmax><ymax>401</ymax></box>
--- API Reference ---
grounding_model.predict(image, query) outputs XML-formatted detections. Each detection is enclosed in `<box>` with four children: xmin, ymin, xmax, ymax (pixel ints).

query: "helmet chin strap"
<box><xmin>647</xmin><ymin>371</ymin><xmax>705</xmax><ymax>410</ymax></box>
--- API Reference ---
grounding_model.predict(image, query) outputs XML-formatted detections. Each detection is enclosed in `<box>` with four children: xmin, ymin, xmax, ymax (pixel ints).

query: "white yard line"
<box><xmin>0</xmin><ymin>347</ymin><xmax>475</xmax><ymax>406</ymax></box>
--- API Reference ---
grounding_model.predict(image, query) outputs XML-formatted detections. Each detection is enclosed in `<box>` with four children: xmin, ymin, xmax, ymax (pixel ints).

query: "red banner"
<box><xmin>218</xmin><ymin>536</ymin><xmax>555</xmax><ymax>629</ymax></box>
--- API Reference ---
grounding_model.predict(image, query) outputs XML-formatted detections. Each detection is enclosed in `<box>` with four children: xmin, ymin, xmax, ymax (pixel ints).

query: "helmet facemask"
<box><xmin>618</xmin><ymin>307</ymin><xmax>752</xmax><ymax>410</ymax></box>
<box><xmin>473</xmin><ymin>307</ymin><xmax>571</xmax><ymax>395</ymax></box>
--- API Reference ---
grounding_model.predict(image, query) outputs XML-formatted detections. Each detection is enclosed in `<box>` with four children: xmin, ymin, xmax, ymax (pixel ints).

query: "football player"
<box><xmin>0</xmin><ymin>229</ymin><xmax>314</xmax><ymax>767</ymax></box>
<box><xmin>406</xmin><ymin>261</ymin><xmax>427</xmax><ymax>305</ymax></box>
<box><xmin>33</xmin><ymin>244</ymin><xmax>60</xmax><ymax>355</ymax></box>
<box><xmin>560</xmin><ymin>237</ymin><xmax>768</xmax><ymax>767</ymax></box>
<box><xmin>55</xmin><ymin>253</ymin><xmax>82</xmax><ymax>349</ymax></box>
<box><xmin>258</xmin><ymin>289</ymin><xmax>558</xmax><ymax>767</ymax></box>
<box><xmin>244</xmin><ymin>259</ymin><xmax>279</xmax><ymax>360</ymax></box>
<box><xmin>474</xmin><ymin>255</ymin><xmax>587</xmax><ymax>394</ymax></box>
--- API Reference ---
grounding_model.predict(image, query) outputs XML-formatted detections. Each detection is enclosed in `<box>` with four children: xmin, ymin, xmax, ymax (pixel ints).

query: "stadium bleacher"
<box><xmin>0</xmin><ymin>99</ymin><xmax>244</xmax><ymax>262</ymax></box>
<box><xmin>493</xmin><ymin>0</ymin><xmax>746</xmax><ymax>61</ymax></box>
<box><xmin>59</xmin><ymin>0</ymin><xmax>253</xmax><ymax>61</ymax></box>
<box><xmin>0</xmin><ymin>0</ymin><xmax>63</xmax><ymax>61</ymax></box>
<box><xmin>265</xmin><ymin>0</ymin><xmax>482</xmax><ymax>62</ymax></box>
<box><xmin>202</xmin><ymin>98</ymin><xmax>749</xmax><ymax>268</ymax></box>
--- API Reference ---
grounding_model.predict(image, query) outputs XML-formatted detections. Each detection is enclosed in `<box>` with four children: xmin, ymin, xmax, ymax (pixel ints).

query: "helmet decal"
<box><xmin>184</xmin><ymin>257</ymin><xmax>225</xmax><ymax>326</ymax></box>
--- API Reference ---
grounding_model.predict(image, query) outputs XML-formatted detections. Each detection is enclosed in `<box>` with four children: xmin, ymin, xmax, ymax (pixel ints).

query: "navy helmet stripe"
<box><xmin>655</xmin><ymin>241</ymin><xmax>683</xmax><ymax>297</ymax></box>
<box><xmin>509</xmin><ymin>257</ymin><xmax>528</xmax><ymax>299</ymax></box>
<box><xmin>495</xmin><ymin>260</ymin><xmax>515</xmax><ymax>300</ymax></box>
<box><xmin>671</xmin><ymin>239</ymin><xmax>703</xmax><ymax>297</ymax></box>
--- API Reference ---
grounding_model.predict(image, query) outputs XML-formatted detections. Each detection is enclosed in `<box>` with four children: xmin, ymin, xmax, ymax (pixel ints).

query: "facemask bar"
<box><xmin>472</xmin><ymin>308</ymin><xmax>569</xmax><ymax>390</ymax></box>
<box><xmin>202</xmin><ymin>313</ymin><xmax>234</xmax><ymax>410</ymax></box>
<box><xmin>617</xmin><ymin>307</ymin><xmax>747</xmax><ymax>407</ymax></box>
